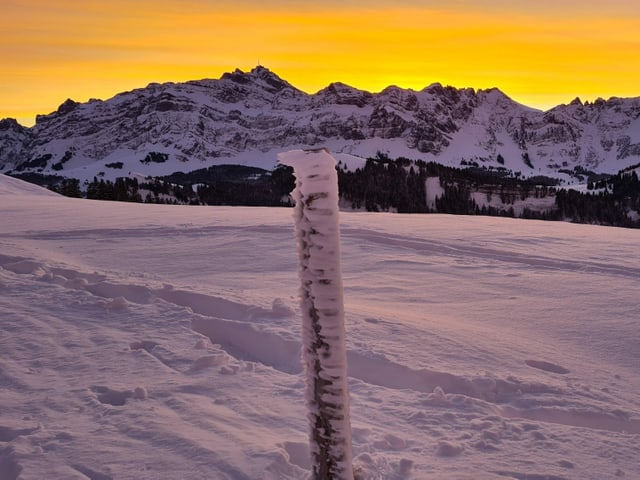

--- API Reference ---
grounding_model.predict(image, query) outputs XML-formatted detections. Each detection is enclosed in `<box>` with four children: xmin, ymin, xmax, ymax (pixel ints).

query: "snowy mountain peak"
<box><xmin>0</xmin><ymin>117</ymin><xmax>25</xmax><ymax>132</ymax></box>
<box><xmin>56</xmin><ymin>98</ymin><xmax>81</xmax><ymax>115</ymax></box>
<box><xmin>0</xmin><ymin>118</ymin><xmax>32</xmax><ymax>171</ymax></box>
<box><xmin>2</xmin><ymin>67</ymin><xmax>640</xmax><ymax>182</ymax></box>
<box><xmin>315</xmin><ymin>82</ymin><xmax>373</xmax><ymax>107</ymax></box>
<box><xmin>477</xmin><ymin>87</ymin><xmax>513</xmax><ymax>105</ymax></box>
<box><xmin>221</xmin><ymin>65</ymin><xmax>299</xmax><ymax>94</ymax></box>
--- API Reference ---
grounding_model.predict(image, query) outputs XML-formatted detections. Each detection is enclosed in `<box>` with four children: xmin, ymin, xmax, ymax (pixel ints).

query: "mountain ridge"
<box><xmin>2</xmin><ymin>66</ymin><xmax>640</xmax><ymax>183</ymax></box>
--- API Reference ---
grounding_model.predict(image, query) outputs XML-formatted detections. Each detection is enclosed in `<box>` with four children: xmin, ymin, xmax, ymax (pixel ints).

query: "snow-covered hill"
<box><xmin>2</xmin><ymin>66</ymin><xmax>640</xmax><ymax>183</ymax></box>
<box><xmin>1</xmin><ymin>174</ymin><xmax>639</xmax><ymax>479</ymax></box>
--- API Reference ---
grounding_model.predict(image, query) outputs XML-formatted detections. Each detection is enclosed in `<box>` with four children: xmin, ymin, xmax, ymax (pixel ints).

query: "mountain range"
<box><xmin>1</xmin><ymin>65</ymin><xmax>640</xmax><ymax>183</ymax></box>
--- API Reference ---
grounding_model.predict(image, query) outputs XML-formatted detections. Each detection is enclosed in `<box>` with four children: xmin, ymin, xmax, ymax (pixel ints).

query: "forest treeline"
<box><xmin>338</xmin><ymin>156</ymin><xmax>640</xmax><ymax>227</ymax></box>
<box><xmin>337</xmin><ymin>156</ymin><xmax>640</xmax><ymax>228</ymax></box>
<box><xmin>9</xmin><ymin>156</ymin><xmax>640</xmax><ymax>228</ymax></box>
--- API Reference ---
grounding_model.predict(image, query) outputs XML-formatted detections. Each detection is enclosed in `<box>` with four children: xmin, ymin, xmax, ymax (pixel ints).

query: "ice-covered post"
<box><xmin>278</xmin><ymin>149</ymin><xmax>353</xmax><ymax>480</ymax></box>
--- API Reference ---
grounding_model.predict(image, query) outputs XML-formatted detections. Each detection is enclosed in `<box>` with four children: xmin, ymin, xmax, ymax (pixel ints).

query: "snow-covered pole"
<box><xmin>278</xmin><ymin>149</ymin><xmax>353</xmax><ymax>480</ymax></box>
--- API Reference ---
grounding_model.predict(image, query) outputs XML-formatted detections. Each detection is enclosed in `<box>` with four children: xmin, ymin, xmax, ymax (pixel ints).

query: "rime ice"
<box><xmin>278</xmin><ymin>149</ymin><xmax>354</xmax><ymax>479</ymax></box>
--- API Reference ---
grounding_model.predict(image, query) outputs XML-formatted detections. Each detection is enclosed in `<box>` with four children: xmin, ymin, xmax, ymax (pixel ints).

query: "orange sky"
<box><xmin>1</xmin><ymin>0</ymin><xmax>639</xmax><ymax>126</ymax></box>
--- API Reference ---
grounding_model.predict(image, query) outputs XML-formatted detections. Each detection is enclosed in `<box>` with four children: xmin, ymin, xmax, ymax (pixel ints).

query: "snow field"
<box><xmin>0</xmin><ymin>173</ymin><xmax>639</xmax><ymax>479</ymax></box>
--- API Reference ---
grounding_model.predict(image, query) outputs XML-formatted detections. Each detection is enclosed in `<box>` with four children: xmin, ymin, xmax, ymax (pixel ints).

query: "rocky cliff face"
<box><xmin>0</xmin><ymin>118</ymin><xmax>32</xmax><ymax>171</ymax></box>
<box><xmin>2</xmin><ymin>66</ymin><xmax>640</xmax><ymax>182</ymax></box>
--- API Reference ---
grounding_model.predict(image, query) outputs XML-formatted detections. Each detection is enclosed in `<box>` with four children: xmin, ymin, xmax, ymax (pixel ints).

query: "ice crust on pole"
<box><xmin>278</xmin><ymin>149</ymin><xmax>353</xmax><ymax>480</ymax></box>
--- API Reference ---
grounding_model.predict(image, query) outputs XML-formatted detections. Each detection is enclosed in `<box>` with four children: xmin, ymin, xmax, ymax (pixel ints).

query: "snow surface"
<box><xmin>1</xmin><ymin>173</ymin><xmax>639</xmax><ymax>479</ymax></box>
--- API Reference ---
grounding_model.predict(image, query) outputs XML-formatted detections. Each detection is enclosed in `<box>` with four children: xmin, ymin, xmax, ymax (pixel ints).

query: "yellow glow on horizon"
<box><xmin>1</xmin><ymin>1</ymin><xmax>639</xmax><ymax>126</ymax></box>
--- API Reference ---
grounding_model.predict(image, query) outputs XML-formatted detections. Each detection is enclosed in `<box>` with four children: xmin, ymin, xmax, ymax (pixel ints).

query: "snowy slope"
<box><xmin>0</xmin><ymin>172</ymin><xmax>61</xmax><ymax>197</ymax></box>
<box><xmin>2</xmin><ymin>67</ymin><xmax>640</xmax><ymax>183</ymax></box>
<box><xmin>1</xmin><ymin>174</ymin><xmax>639</xmax><ymax>479</ymax></box>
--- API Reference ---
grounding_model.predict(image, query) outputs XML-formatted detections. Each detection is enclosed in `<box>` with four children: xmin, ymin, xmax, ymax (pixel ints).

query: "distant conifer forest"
<box><xmin>9</xmin><ymin>156</ymin><xmax>640</xmax><ymax>229</ymax></box>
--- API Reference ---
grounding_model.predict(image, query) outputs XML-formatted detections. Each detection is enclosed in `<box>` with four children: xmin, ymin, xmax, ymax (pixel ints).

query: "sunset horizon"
<box><xmin>2</xmin><ymin>1</ymin><xmax>639</xmax><ymax>126</ymax></box>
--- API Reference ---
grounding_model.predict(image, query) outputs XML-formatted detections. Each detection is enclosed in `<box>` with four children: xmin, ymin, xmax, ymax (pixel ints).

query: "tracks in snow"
<box><xmin>1</xmin><ymin>253</ymin><xmax>639</xmax><ymax>437</ymax></box>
